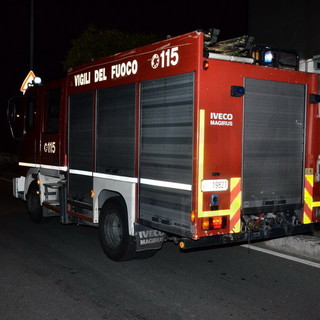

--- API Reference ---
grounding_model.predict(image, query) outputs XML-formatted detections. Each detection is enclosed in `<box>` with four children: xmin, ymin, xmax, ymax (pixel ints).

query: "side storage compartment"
<box><xmin>242</xmin><ymin>78</ymin><xmax>306</xmax><ymax>214</ymax></box>
<box><xmin>139</xmin><ymin>73</ymin><xmax>194</xmax><ymax>237</ymax></box>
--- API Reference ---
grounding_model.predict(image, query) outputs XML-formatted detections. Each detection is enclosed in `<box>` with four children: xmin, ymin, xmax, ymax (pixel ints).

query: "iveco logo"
<box><xmin>210</xmin><ymin>112</ymin><xmax>233</xmax><ymax>120</ymax></box>
<box><xmin>210</xmin><ymin>113</ymin><xmax>234</xmax><ymax>127</ymax></box>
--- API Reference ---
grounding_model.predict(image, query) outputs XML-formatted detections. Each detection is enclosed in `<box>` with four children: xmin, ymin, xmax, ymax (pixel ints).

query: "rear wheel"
<box><xmin>99</xmin><ymin>198</ymin><xmax>136</xmax><ymax>261</ymax></box>
<box><xmin>26</xmin><ymin>181</ymin><xmax>43</xmax><ymax>223</ymax></box>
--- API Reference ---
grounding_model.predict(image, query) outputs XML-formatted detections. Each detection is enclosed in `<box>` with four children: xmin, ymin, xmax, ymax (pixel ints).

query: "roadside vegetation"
<box><xmin>63</xmin><ymin>25</ymin><xmax>162</xmax><ymax>70</ymax></box>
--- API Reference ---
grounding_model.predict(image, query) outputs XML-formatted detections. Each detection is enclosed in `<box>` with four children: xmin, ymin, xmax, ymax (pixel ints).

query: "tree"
<box><xmin>63</xmin><ymin>25</ymin><xmax>162</xmax><ymax>70</ymax></box>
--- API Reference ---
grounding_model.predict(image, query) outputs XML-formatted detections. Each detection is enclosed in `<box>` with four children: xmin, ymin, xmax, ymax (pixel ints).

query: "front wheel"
<box><xmin>26</xmin><ymin>181</ymin><xmax>43</xmax><ymax>223</ymax></box>
<box><xmin>99</xmin><ymin>198</ymin><xmax>136</xmax><ymax>261</ymax></box>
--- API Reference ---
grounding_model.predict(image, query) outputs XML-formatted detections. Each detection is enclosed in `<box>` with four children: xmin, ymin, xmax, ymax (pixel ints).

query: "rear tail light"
<box><xmin>212</xmin><ymin>216</ymin><xmax>223</xmax><ymax>229</ymax></box>
<box><xmin>201</xmin><ymin>216</ymin><xmax>225</xmax><ymax>230</ymax></box>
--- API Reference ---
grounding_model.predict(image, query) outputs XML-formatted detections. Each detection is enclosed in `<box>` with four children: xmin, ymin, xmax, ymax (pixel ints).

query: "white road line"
<box><xmin>241</xmin><ymin>244</ymin><xmax>320</xmax><ymax>269</ymax></box>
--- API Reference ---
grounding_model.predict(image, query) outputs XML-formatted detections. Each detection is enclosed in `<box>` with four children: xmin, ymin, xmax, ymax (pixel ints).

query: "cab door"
<box><xmin>17</xmin><ymin>88</ymin><xmax>41</xmax><ymax>167</ymax></box>
<box><xmin>40</xmin><ymin>83</ymin><xmax>62</xmax><ymax>168</ymax></box>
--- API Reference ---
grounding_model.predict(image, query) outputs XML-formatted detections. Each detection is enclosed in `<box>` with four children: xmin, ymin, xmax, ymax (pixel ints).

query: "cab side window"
<box><xmin>45</xmin><ymin>88</ymin><xmax>60</xmax><ymax>133</ymax></box>
<box><xmin>25</xmin><ymin>94</ymin><xmax>36</xmax><ymax>132</ymax></box>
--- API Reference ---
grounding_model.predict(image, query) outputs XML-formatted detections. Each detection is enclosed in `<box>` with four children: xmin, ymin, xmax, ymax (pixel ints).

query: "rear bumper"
<box><xmin>179</xmin><ymin>224</ymin><xmax>312</xmax><ymax>250</ymax></box>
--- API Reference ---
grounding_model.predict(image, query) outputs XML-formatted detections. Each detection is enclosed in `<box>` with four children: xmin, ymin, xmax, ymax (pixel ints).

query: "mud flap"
<box><xmin>134</xmin><ymin>224</ymin><xmax>165</xmax><ymax>252</ymax></box>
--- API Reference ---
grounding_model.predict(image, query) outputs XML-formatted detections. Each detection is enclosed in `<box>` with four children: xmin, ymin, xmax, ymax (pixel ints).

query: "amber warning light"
<box><xmin>203</xmin><ymin>60</ymin><xmax>209</xmax><ymax>70</ymax></box>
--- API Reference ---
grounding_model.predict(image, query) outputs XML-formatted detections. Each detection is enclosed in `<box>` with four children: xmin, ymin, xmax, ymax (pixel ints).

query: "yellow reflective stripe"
<box><xmin>305</xmin><ymin>174</ymin><xmax>314</xmax><ymax>187</ymax></box>
<box><xmin>198</xmin><ymin>209</ymin><xmax>231</xmax><ymax>218</ymax></box>
<box><xmin>303</xmin><ymin>212</ymin><xmax>312</xmax><ymax>224</ymax></box>
<box><xmin>197</xmin><ymin>109</ymin><xmax>205</xmax><ymax>214</ymax></box>
<box><xmin>304</xmin><ymin>188</ymin><xmax>313</xmax><ymax>207</ymax></box>
<box><xmin>230</xmin><ymin>191</ymin><xmax>241</xmax><ymax>212</ymax></box>
<box><xmin>232</xmin><ymin>220</ymin><xmax>241</xmax><ymax>233</ymax></box>
<box><xmin>304</xmin><ymin>174</ymin><xmax>320</xmax><ymax>207</ymax></box>
<box><xmin>312</xmin><ymin>201</ymin><xmax>320</xmax><ymax>208</ymax></box>
<box><xmin>230</xmin><ymin>177</ymin><xmax>241</xmax><ymax>191</ymax></box>
<box><xmin>229</xmin><ymin>183</ymin><xmax>241</xmax><ymax>233</ymax></box>
<box><xmin>303</xmin><ymin>174</ymin><xmax>319</xmax><ymax>224</ymax></box>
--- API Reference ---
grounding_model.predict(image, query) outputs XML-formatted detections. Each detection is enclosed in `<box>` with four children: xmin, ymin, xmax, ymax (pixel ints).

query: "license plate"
<box><xmin>201</xmin><ymin>179</ymin><xmax>228</xmax><ymax>192</ymax></box>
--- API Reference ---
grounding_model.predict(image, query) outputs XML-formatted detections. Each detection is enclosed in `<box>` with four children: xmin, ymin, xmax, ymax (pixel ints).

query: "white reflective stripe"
<box><xmin>19</xmin><ymin>162</ymin><xmax>40</xmax><ymax>168</ymax></box>
<box><xmin>19</xmin><ymin>163</ymin><xmax>191</xmax><ymax>190</ymax></box>
<box><xmin>69</xmin><ymin>169</ymin><xmax>92</xmax><ymax>176</ymax></box>
<box><xmin>39</xmin><ymin>164</ymin><xmax>68</xmax><ymax>171</ymax></box>
<box><xmin>93</xmin><ymin>172</ymin><xmax>138</xmax><ymax>183</ymax></box>
<box><xmin>19</xmin><ymin>162</ymin><xmax>67</xmax><ymax>171</ymax></box>
<box><xmin>140</xmin><ymin>178</ymin><xmax>192</xmax><ymax>191</ymax></box>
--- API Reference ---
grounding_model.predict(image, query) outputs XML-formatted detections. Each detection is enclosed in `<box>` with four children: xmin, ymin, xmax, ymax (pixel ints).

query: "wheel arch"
<box><xmin>23</xmin><ymin>167</ymin><xmax>40</xmax><ymax>199</ymax></box>
<box><xmin>99</xmin><ymin>192</ymin><xmax>128</xmax><ymax>219</ymax></box>
<box><xmin>94</xmin><ymin>178</ymin><xmax>137</xmax><ymax>236</ymax></box>
<box><xmin>98</xmin><ymin>190</ymin><xmax>134</xmax><ymax>232</ymax></box>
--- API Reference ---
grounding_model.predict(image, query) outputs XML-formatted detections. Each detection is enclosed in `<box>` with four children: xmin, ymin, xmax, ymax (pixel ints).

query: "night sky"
<box><xmin>1</xmin><ymin>0</ymin><xmax>248</xmax><ymax>153</ymax></box>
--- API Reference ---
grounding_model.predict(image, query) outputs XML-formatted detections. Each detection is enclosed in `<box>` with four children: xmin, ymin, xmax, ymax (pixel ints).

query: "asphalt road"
<box><xmin>1</xmin><ymin>179</ymin><xmax>320</xmax><ymax>320</ymax></box>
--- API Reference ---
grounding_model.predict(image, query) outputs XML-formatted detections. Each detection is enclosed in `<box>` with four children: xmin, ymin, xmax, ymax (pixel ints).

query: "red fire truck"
<box><xmin>8</xmin><ymin>29</ymin><xmax>320</xmax><ymax>261</ymax></box>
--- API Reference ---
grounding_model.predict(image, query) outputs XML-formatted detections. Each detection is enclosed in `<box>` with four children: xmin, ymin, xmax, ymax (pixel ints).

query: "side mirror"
<box><xmin>7</xmin><ymin>97</ymin><xmax>19</xmax><ymax>123</ymax></box>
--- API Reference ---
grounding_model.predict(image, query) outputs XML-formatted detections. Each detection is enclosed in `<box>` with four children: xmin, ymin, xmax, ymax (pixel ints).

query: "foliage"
<box><xmin>63</xmin><ymin>25</ymin><xmax>162</xmax><ymax>70</ymax></box>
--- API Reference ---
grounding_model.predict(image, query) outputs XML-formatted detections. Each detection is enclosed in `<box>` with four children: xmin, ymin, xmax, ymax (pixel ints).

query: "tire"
<box><xmin>99</xmin><ymin>198</ymin><xmax>136</xmax><ymax>261</ymax></box>
<box><xmin>26</xmin><ymin>181</ymin><xmax>43</xmax><ymax>224</ymax></box>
